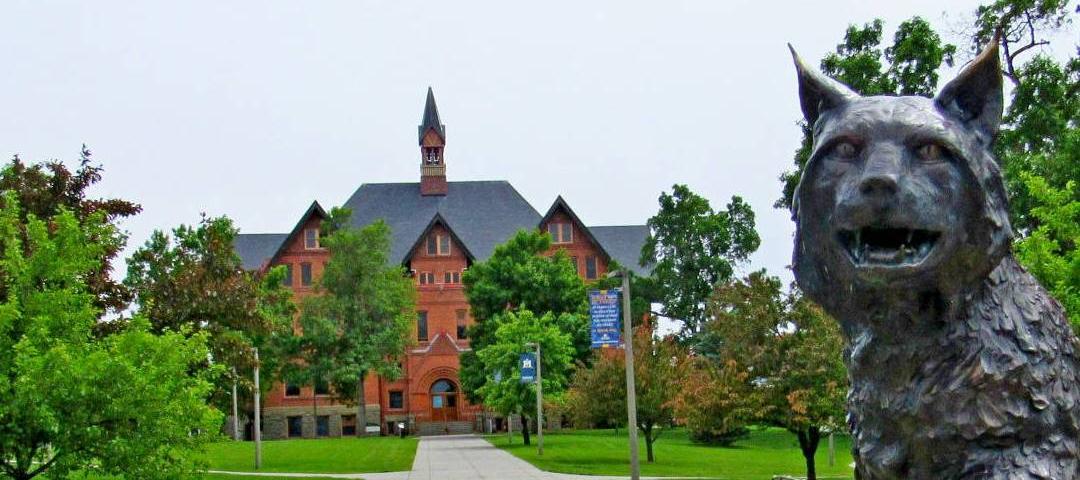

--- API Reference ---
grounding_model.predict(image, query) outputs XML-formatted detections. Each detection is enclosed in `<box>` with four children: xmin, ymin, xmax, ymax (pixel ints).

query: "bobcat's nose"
<box><xmin>859</xmin><ymin>173</ymin><xmax>899</xmax><ymax>196</ymax></box>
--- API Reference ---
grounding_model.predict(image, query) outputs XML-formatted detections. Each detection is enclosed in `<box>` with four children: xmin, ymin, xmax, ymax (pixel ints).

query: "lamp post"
<box><xmin>524</xmin><ymin>341</ymin><xmax>543</xmax><ymax>456</ymax></box>
<box><xmin>607</xmin><ymin>269</ymin><xmax>640</xmax><ymax>480</ymax></box>
<box><xmin>253</xmin><ymin>348</ymin><xmax>262</xmax><ymax>470</ymax></box>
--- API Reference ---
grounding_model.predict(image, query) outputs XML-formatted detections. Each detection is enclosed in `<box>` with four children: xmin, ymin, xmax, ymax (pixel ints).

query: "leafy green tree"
<box><xmin>641</xmin><ymin>184</ymin><xmax>759</xmax><ymax>337</ymax></box>
<box><xmin>125</xmin><ymin>215</ymin><xmax>294</xmax><ymax>412</ymax></box>
<box><xmin>0</xmin><ymin>147</ymin><xmax>141</xmax><ymax>319</ymax></box>
<box><xmin>476</xmin><ymin>309</ymin><xmax>575</xmax><ymax>446</ymax></box>
<box><xmin>1014</xmin><ymin>174</ymin><xmax>1079</xmax><ymax>324</ymax></box>
<box><xmin>461</xmin><ymin>229</ymin><xmax>587</xmax><ymax>402</ymax></box>
<box><xmin>0</xmin><ymin>193</ymin><xmax>220</xmax><ymax>480</ymax></box>
<box><xmin>777</xmin><ymin>17</ymin><xmax>956</xmax><ymax>209</ymax></box>
<box><xmin>627</xmin><ymin>328</ymin><xmax>686</xmax><ymax>463</ymax></box>
<box><xmin>707</xmin><ymin>273</ymin><xmax>847</xmax><ymax>480</ymax></box>
<box><xmin>290</xmin><ymin>211</ymin><xmax>416</xmax><ymax>434</ymax></box>
<box><xmin>970</xmin><ymin>0</ymin><xmax>1074</xmax><ymax>84</ymax></box>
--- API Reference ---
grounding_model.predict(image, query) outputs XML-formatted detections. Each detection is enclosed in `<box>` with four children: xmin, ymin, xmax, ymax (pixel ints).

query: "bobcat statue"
<box><xmin>789</xmin><ymin>42</ymin><xmax>1080</xmax><ymax>479</ymax></box>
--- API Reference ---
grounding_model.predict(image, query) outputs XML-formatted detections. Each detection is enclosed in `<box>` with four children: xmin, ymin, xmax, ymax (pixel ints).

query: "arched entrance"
<box><xmin>430</xmin><ymin>379</ymin><xmax>458</xmax><ymax>421</ymax></box>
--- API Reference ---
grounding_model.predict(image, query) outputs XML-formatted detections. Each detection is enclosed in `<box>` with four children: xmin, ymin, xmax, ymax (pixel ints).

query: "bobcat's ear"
<box><xmin>935</xmin><ymin>42</ymin><xmax>1003</xmax><ymax>141</ymax></box>
<box><xmin>789</xmin><ymin>44</ymin><xmax>858</xmax><ymax>126</ymax></box>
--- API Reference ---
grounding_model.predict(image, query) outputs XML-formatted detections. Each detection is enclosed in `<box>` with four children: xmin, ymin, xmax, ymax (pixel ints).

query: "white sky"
<box><xmin>1</xmin><ymin>1</ymin><xmax>1075</xmax><ymax>288</ymax></box>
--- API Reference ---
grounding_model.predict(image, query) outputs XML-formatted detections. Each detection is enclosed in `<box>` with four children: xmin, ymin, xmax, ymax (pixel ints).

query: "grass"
<box><xmin>196</xmin><ymin>475</ymin><xmax>334</xmax><ymax>480</ymax></box>
<box><xmin>485</xmin><ymin>427</ymin><xmax>855</xmax><ymax>479</ymax></box>
<box><xmin>202</xmin><ymin>435</ymin><xmax>418</xmax><ymax>473</ymax></box>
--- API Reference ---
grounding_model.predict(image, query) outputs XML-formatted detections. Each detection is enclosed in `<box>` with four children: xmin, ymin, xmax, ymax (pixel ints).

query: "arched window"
<box><xmin>431</xmin><ymin>379</ymin><xmax>456</xmax><ymax>393</ymax></box>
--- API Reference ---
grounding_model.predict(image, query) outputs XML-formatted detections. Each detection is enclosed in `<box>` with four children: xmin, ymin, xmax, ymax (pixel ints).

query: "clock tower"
<box><xmin>419</xmin><ymin>87</ymin><xmax>447</xmax><ymax>196</ymax></box>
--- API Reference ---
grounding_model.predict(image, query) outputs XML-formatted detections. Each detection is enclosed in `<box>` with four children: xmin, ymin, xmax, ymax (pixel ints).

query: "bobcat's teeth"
<box><xmin>918</xmin><ymin>242</ymin><xmax>932</xmax><ymax>258</ymax></box>
<box><xmin>906</xmin><ymin>231</ymin><xmax>914</xmax><ymax>244</ymax></box>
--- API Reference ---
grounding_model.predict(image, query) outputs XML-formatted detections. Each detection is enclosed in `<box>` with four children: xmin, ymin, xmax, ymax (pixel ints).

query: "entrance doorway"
<box><xmin>430</xmin><ymin>379</ymin><xmax>458</xmax><ymax>421</ymax></box>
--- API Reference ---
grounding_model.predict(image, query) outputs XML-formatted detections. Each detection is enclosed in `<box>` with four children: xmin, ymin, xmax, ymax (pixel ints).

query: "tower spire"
<box><xmin>418</xmin><ymin>87</ymin><xmax>447</xmax><ymax>196</ymax></box>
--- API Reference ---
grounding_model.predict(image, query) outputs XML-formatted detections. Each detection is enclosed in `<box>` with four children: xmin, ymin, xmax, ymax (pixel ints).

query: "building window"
<box><xmin>427</xmin><ymin>234</ymin><xmax>451</xmax><ymax>256</ymax></box>
<box><xmin>444</xmin><ymin>271</ymin><xmax>461</xmax><ymax>284</ymax></box>
<box><xmin>389</xmin><ymin>390</ymin><xmax>404</xmax><ymax>409</ymax></box>
<box><xmin>342</xmin><ymin>415</ymin><xmax>357</xmax><ymax>436</ymax></box>
<box><xmin>548</xmin><ymin>222</ymin><xmax>572</xmax><ymax>244</ymax></box>
<box><xmin>314</xmin><ymin>378</ymin><xmax>329</xmax><ymax>396</ymax></box>
<box><xmin>585</xmin><ymin>256</ymin><xmax>598</xmax><ymax>280</ymax></box>
<box><xmin>316</xmin><ymin>415</ymin><xmax>330</xmax><ymax>437</ymax></box>
<box><xmin>285</xmin><ymin>383</ymin><xmax>301</xmax><ymax>397</ymax></box>
<box><xmin>417</xmin><ymin>311</ymin><xmax>428</xmax><ymax>341</ymax></box>
<box><xmin>282</xmin><ymin>263</ymin><xmax>293</xmax><ymax>287</ymax></box>
<box><xmin>287</xmin><ymin>416</ymin><xmax>303</xmax><ymax>438</ymax></box>
<box><xmin>418</xmin><ymin>272</ymin><xmax>435</xmax><ymax>285</ymax></box>
<box><xmin>456</xmin><ymin>309</ymin><xmax>468</xmax><ymax>339</ymax></box>
<box><xmin>304</xmin><ymin>228</ymin><xmax>319</xmax><ymax>249</ymax></box>
<box><xmin>301</xmin><ymin>262</ymin><xmax>313</xmax><ymax>286</ymax></box>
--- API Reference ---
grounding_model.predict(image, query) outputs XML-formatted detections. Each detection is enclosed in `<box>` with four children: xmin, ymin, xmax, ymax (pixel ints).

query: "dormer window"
<box><xmin>548</xmin><ymin>223</ymin><xmax>573</xmax><ymax>244</ymax></box>
<box><xmin>304</xmin><ymin>228</ymin><xmax>319</xmax><ymax>249</ymax></box>
<box><xmin>426</xmin><ymin>233</ymin><xmax>451</xmax><ymax>256</ymax></box>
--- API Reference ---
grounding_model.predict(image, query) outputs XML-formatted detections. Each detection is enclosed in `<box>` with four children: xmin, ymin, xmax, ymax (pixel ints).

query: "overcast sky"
<box><xmin>1</xmin><ymin>1</ymin><xmax>1075</xmax><ymax>286</ymax></box>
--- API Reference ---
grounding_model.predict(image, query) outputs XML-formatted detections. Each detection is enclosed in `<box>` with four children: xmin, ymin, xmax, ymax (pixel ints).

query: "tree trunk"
<box><xmin>357</xmin><ymin>375</ymin><xmax>367</xmax><ymax>437</ymax></box>
<box><xmin>796</xmin><ymin>426</ymin><xmax>822</xmax><ymax>480</ymax></box>
<box><xmin>521</xmin><ymin>416</ymin><xmax>531</xmax><ymax>445</ymax></box>
<box><xmin>644</xmin><ymin>425</ymin><xmax>655</xmax><ymax>463</ymax></box>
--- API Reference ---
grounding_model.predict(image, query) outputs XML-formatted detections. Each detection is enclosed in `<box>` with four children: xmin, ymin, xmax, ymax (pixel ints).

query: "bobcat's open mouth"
<box><xmin>837</xmin><ymin>227</ymin><xmax>940</xmax><ymax>267</ymax></box>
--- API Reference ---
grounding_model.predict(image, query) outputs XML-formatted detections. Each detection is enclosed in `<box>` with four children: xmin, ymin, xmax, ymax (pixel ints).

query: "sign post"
<box><xmin>594</xmin><ymin>274</ymin><xmax>639</xmax><ymax>480</ymax></box>
<box><xmin>253</xmin><ymin>348</ymin><xmax>262</xmax><ymax>470</ymax></box>
<box><xmin>619</xmin><ymin>273</ymin><xmax>640</xmax><ymax>480</ymax></box>
<box><xmin>521</xmin><ymin>347</ymin><xmax>543</xmax><ymax>455</ymax></box>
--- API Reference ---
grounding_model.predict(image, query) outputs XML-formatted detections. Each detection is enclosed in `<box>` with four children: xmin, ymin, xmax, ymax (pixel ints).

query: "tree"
<box><xmin>1014</xmin><ymin>174</ymin><xmax>1079</xmax><ymax>324</ymax></box>
<box><xmin>566</xmin><ymin>351</ymin><xmax>626</xmax><ymax>432</ymax></box>
<box><xmin>674</xmin><ymin>357</ymin><xmax>755</xmax><ymax>446</ymax></box>
<box><xmin>707</xmin><ymin>273</ymin><xmax>847</xmax><ymax>480</ymax></box>
<box><xmin>0</xmin><ymin>147</ymin><xmax>141</xmax><ymax>319</ymax></box>
<box><xmin>776</xmin><ymin>17</ymin><xmax>957</xmax><ymax>209</ymax></box>
<box><xmin>0</xmin><ymin>193</ymin><xmax>220</xmax><ymax>480</ymax></box>
<box><xmin>291</xmin><ymin>212</ymin><xmax>416</xmax><ymax>435</ymax></box>
<box><xmin>564</xmin><ymin>327</ymin><xmax>686</xmax><ymax>463</ymax></box>
<box><xmin>125</xmin><ymin>215</ymin><xmax>294</xmax><ymax>412</ymax></box>
<box><xmin>476</xmin><ymin>309</ymin><xmax>575</xmax><ymax>445</ymax></box>
<box><xmin>641</xmin><ymin>184</ymin><xmax>759</xmax><ymax>337</ymax></box>
<box><xmin>629</xmin><ymin>328</ymin><xmax>687</xmax><ymax>463</ymax></box>
<box><xmin>461</xmin><ymin>229</ymin><xmax>588</xmax><ymax>402</ymax></box>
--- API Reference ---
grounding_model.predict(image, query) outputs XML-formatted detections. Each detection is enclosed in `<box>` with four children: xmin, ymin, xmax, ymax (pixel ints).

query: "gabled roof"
<box><xmin>234</xmin><ymin>233</ymin><xmax>288</xmax><ymax>270</ymax></box>
<box><xmin>233</xmin><ymin>201</ymin><xmax>327</xmax><ymax>271</ymax></box>
<box><xmin>418</xmin><ymin>87</ymin><xmax>445</xmax><ymax>144</ymax></box>
<box><xmin>401</xmin><ymin>213</ymin><xmax>476</xmax><ymax>264</ymax></box>
<box><xmin>590</xmin><ymin>225</ymin><xmax>652</xmax><ymax>276</ymax></box>
<box><xmin>343</xmin><ymin>181</ymin><xmax>541</xmax><ymax>264</ymax></box>
<box><xmin>540</xmin><ymin>195</ymin><xmax>611</xmax><ymax>260</ymax></box>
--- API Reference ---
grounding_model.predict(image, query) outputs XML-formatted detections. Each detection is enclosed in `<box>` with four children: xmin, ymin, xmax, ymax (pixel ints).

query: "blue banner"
<box><xmin>589</xmin><ymin>289</ymin><xmax>622</xmax><ymax>348</ymax></box>
<box><xmin>519</xmin><ymin>352</ymin><xmax>537</xmax><ymax>383</ymax></box>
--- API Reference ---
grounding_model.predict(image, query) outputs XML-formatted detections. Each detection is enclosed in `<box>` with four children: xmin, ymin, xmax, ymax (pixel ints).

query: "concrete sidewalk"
<box><xmin>210</xmin><ymin>434</ymin><xmax>684</xmax><ymax>480</ymax></box>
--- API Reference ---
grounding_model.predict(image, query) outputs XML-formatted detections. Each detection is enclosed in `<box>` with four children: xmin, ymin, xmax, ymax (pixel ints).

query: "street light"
<box><xmin>524</xmin><ymin>341</ymin><xmax>543</xmax><ymax>456</ymax></box>
<box><xmin>606</xmin><ymin>269</ymin><xmax>640</xmax><ymax>480</ymax></box>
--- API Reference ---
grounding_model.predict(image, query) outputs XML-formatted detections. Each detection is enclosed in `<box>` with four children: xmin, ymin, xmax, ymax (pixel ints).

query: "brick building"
<box><xmin>233</xmin><ymin>88</ymin><xmax>650</xmax><ymax>438</ymax></box>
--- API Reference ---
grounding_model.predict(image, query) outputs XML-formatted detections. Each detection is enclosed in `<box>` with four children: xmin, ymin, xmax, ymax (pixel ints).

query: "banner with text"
<box><xmin>589</xmin><ymin>289</ymin><xmax>621</xmax><ymax>348</ymax></box>
<box><xmin>520</xmin><ymin>352</ymin><xmax>537</xmax><ymax>383</ymax></box>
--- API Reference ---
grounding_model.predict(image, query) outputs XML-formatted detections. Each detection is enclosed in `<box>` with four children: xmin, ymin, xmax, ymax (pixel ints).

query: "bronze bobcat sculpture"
<box><xmin>789</xmin><ymin>43</ymin><xmax>1080</xmax><ymax>479</ymax></box>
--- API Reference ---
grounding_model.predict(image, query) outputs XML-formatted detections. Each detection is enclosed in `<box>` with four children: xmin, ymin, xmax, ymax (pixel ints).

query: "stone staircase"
<box><xmin>417</xmin><ymin>420</ymin><xmax>473</xmax><ymax>436</ymax></box>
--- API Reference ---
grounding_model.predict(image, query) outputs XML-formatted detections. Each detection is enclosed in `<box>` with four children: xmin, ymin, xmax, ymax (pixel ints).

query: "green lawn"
<box><xmin>202</xmin><ymin>436</ymin><xmax>418</xmax><ymax>473</ymax></box>
<box><xmin>486</xmin><ymin>427</ymin><xmax>854</xmax><ymax>479</ymax></box>
<box><xmin>196</xmin><ymin>475</ymin><xmax>332</xmax><ymax>480</ymax></box>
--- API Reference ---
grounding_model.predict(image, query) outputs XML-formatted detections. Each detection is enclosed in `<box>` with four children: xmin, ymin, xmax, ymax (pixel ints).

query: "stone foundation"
<box><xmin>261</xmin><ymin>404</ymin><xmax>381</xmax><ymax>440</ymax></box>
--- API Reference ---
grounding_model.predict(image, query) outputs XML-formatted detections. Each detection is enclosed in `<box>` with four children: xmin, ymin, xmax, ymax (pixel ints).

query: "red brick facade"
<box><xmin>241</xmin><ymin>90</ymin><xmax>641</xmax><ymax>439</ymax></box>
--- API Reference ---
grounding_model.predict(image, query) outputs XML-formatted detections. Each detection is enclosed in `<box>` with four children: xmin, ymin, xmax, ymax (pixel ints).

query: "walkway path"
<box><xmin>209</xmin><ymin>434</ymin><xmax>685</xmax><ymax>480</ymax></box>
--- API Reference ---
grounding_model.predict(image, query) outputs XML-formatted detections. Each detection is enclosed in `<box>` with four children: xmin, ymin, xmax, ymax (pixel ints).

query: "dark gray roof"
<box><xmin>418</xmin><ymin>87</ymin><xmax>445</xmax><ymax>143</ymax></box>
<box><xmin>234</xmin><ymin>233</ymin><xmax>288</xmax><ymax>270</ymax></box>
<box><xmin>590</xmin><ymin>225</ymin><xmax>652</xmax><ymax>276</ymax></box>
<box><xmin>343</xmin><ymin>181</ymin><xmax>542</xmax><ymax>263</ymax></box>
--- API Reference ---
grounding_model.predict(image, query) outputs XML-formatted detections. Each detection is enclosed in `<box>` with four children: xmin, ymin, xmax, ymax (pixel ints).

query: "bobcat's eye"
<box><xmin>915</xmin><ymin>143</ymin><xmax>948</xmax><ymax>163</ymax></box>
<box><xmin>832</xmin><ymin>142</ymin><xmax>858</xmax><ymax>160</ymax></box>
